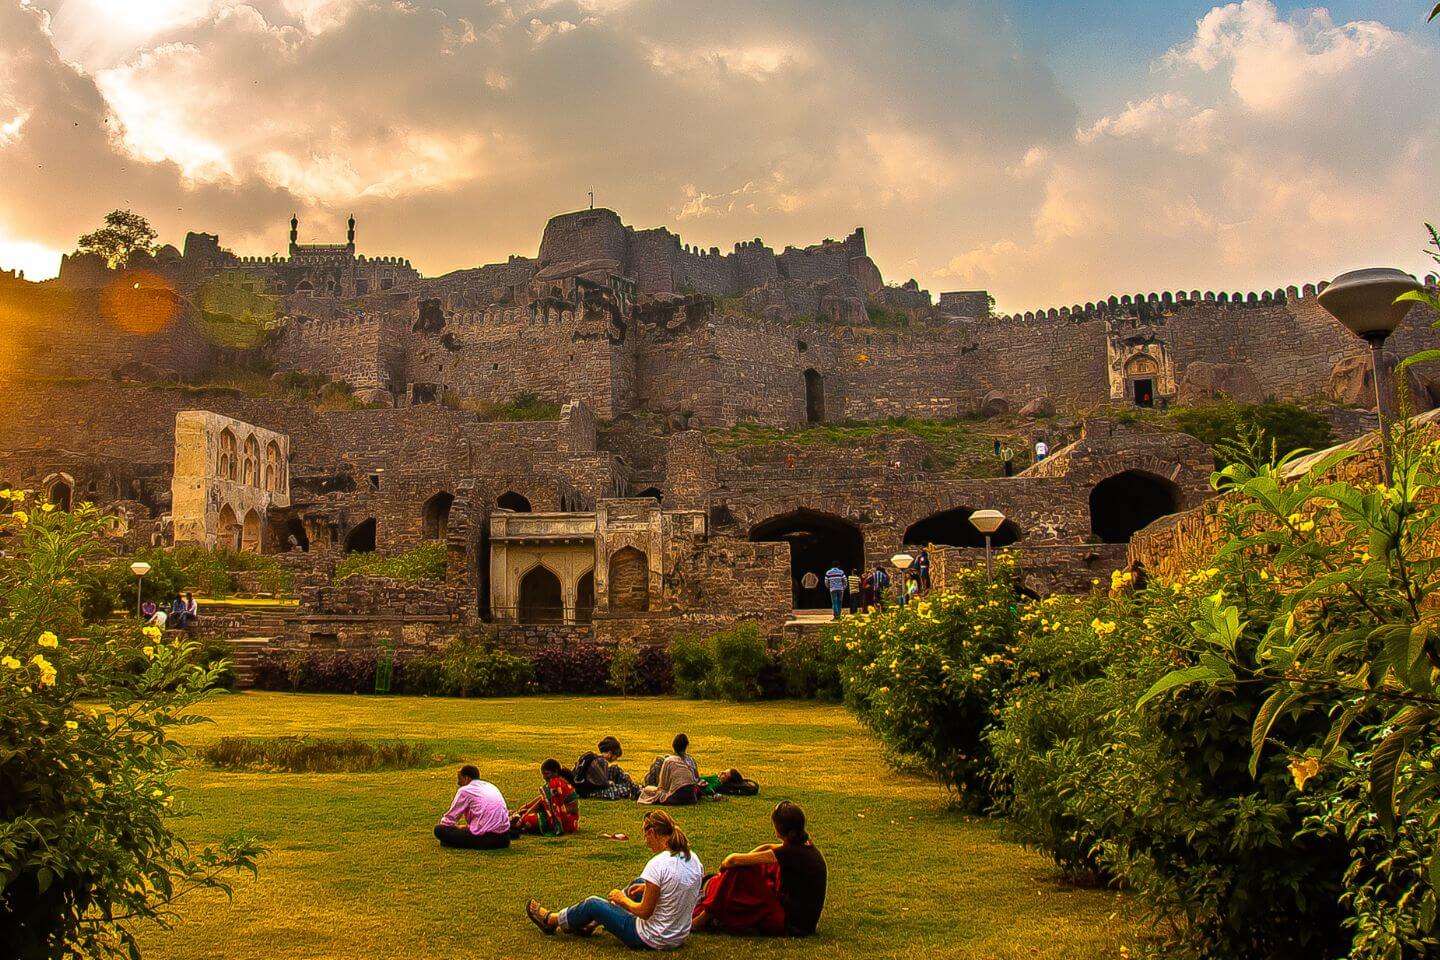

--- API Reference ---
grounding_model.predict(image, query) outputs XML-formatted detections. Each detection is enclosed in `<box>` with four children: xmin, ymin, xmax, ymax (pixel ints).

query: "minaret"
<box><xmin>347</xmin><ymin>214</ymin><xmax>355</xmax><ymax>252</ymax></box>
<box><xmin>289</xmin><ymin>214</ymin><xmax>298</xmax><ymax>256</ymax></box>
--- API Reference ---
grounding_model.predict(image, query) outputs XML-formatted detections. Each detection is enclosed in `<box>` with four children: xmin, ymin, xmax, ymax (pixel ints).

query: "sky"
<box><xmin>0</xmin><ymin>0</ymin><xmax>1436</xmax><ymax>311</ymax></box>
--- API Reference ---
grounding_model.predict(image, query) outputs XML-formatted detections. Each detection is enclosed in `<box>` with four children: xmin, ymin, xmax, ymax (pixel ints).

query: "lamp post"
<box><xmin>890</xmin><ymin>553</ymin><xmax>913</xmax><ymax>604</ymax></box>
<box><xmin>1317</xmin><ymin>268</ymin><xmax>1423</xmax><ymax>484</ymax></box>
<box><xmin>969</xmin><ymin>509</ymin><xmax>1007</xmax><ymax>583</ymax></box>
<box><xmin>129</xmin><ymin>561</ymin><xmax>151</xmax><ymax>617</ymax></box>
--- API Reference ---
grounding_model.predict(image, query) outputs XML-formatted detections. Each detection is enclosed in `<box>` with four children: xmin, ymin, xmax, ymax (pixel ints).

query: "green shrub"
<box><xmin>1169</xmin><ymin>399</ymin><xmax>1333</xmax><ymax>466</ymax></box>
<box><xmin>777</xmin><ymin>632</ymin><xmax>844</xmax><ymax>701</ymax></box>
<box><xmin>0</xmin><ymin>494</ymin><xmax>261</xmax><ymax>959</ymax></box>
<box><xmin>671</xmin><ymin>633</ymin><xmax>716</xmax><ymax>698</ymax></box>
<box><xmin>608</xmin><ymin>641</ymin><xmax>641</xmax><ymax>696</ymax></box>
<box><xmin>831</xmin><ymin>559</ymin><xmax>1023</xmax><ymax>807</ymax></box>
<box><xmin>334</xmin><ymin>542</ymin><xmax>446</xmax><ymax>583</ymax></box>
<box><xmin>671</xmin><ymin>622</ymin><xmax>769</xmax><ymax>701</ymax></box>
<box><xmin>399</xmin><ymin>634</ymin><xmax>536</xmax><ymax>697</ymax></box>
<box><xmin>202</xmin><ymin>735</ymin><xmax>437</xmax><ymax>773</ymax></box>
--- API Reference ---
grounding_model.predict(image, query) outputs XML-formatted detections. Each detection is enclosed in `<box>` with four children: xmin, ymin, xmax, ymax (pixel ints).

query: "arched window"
<box><xmin>264</xmin><ymin>441</ymin><xmax>282</xmax><ymax>492</ymax></box>
<box><xmin>1089</xmin><ymin>471</ymin><xmax>1181</xmax><ymax>543</ymax></box>
<box><xmin>422</xmin><ymin>492</ymin><xmax>454</xmax><ymax>540</ymax></box>
<box><xmin>519</xmin><ymin>565</ymin><xmax>563</xmax><ymax>623</ymax></box>
<box><xmin>608</xmin><ymin>547</ymin><xmax>650</xmax><ymax>613</ymax></box>
<box><xmin>497</xmin><ymin>491</ymin><xmax>531</xmax><ymax>513</ymax></box>
<box><xmin>242</xmin><ymin>435</ymin><xmax>260</xmax><ymax>487</ymax></box>
<box><xmin>219</xmin><ymin>429</ymin><xmax>238</xmax><ymax>481</ymax></box>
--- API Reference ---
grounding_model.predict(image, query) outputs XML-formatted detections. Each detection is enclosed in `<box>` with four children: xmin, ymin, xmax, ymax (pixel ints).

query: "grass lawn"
<box><xmin>137</xmin><ymin>693</ymin><xmax>1132</xmax><ymax>959</ymax></box>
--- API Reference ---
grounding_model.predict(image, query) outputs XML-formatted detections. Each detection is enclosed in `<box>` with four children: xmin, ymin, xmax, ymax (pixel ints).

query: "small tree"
<box><xmin>76</xmin><ymin>210</ymin><xmax>158</xmax><ymax>269</ymax></box>
<box><xmin>0</xmin><ymin>490</ymin><xmax>262</xmax><ymax>958</ymax></box>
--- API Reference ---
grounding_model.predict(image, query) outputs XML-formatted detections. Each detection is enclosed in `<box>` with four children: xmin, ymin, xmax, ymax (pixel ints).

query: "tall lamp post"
<box><xmin>969</xmin><ymin>509</ymin><xmax>1007</xmax><ymax>583</ymax></box>
<box><xmin>129</xmin><ymin>561</ymin><xmax>151</xmax><ymax>617</ymax></box>
<box><xmin>1317</xmin><ymin>268</ymin><xmax>1423</xmax><ymax>483</ymax></box>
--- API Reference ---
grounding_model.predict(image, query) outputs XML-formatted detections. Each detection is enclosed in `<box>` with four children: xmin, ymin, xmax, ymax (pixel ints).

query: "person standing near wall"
<box><xmin>1001</xmin><ymin>445</ymin><xmax>1015</xmax><ymax>477</ymax></box>
<box><xmin>1034</xmin><ymin>438</ymin><xmax>1049</xmax><ymax>462</ymax></box>
<box><xmin>871</xmin><ymin>564</ymin><xmax>889</xmax><ymax>611</ymax></box>
<box><xmin>845</xmin><ymin>569</ymin><xmax>861</xmax><ymax>615</ymax></box>
<box><xmin>824</xmin><ymin>564</ymin><xmax>846</xmax><ymax>620</ymax></box>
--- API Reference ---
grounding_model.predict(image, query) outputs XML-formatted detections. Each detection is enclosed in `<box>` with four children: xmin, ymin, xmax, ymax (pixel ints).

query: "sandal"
<box><xmin>526</xmin><ymin>899</ymin><xmax>557</xmax><ymax>935</ymax></box>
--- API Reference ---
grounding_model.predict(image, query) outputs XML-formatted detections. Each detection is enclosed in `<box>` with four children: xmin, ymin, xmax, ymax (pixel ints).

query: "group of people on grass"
<box><xmin>433</xmin><ymin>734</ymin><xmax>826</xmax><ymax>949</ymax></box>
<box><xmin>815</xmin><ymin>547</ymin><xmax>931</xmax><ymax>620</ymax></box>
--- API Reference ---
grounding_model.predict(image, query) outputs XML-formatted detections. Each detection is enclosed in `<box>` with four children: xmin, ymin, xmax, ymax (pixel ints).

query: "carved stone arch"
<box><xmin>1089</xmin><ymin>470</ymin><xmax>1182</xmax><ymax>544</ymax></box>
<box><xmin>607</xmin><ymin>546</ymin><xmax>650</xmax><ymax>613</ymax></box>
<box><xmin>518</xmin><ymin>562</ymin><xmax>564</xmax><ymax>623</ymax></box>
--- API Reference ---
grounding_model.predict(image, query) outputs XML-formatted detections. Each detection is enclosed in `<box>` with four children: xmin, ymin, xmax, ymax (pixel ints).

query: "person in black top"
<box><xmin>693</xmin><ymin>801</ymin><xmax>828</xmax><ymax>937</ymax></box>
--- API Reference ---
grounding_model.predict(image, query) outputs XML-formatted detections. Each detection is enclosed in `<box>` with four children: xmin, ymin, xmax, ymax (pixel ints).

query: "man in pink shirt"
<box><xmin>434</xmin><ymin>764</ymin><xmax>513</xmax><ymax>849</ymax></box>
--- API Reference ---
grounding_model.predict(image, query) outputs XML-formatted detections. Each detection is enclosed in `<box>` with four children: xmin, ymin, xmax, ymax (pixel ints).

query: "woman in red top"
<box><xmin>513</xmin><ymin>758</ymin><xmax>580</xmax><ymax>836</ymax></box>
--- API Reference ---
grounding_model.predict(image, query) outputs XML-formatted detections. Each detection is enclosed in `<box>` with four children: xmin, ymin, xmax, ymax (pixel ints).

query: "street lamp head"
<box><xmin>129</xmin><ymin>561</ymin><xmax>151</xmax><ymax>577</ymax></box>
<box><xmin>890</xmin><ymin>552</ymin><xmax>914</xmax><ymax>570</ymax></box>
<box><xmin>969</xmin><ymin>508</ymin><xmax>1007</xmax><ymax>535</ymax></box>
<box><xmin>1318</xmin><ymin>268</ymin><xmax>1423</xmax><ymax>343</ymax></box>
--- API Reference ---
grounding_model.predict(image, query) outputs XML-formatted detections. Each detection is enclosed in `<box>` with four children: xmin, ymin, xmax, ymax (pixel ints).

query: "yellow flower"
<box><xmin>30</xmin><ymin>654</ymin><xmax>56</xmax><ymax>687</ymax></box>
<box><xmin>1090</xmin><ymin>618</ymin><xmax>1117</xmax><ymax>637</ymax></box>
<box><xmin>1</xmin><ymin>656</ymin><xmax>20</xmax><ymax>670</ymax></box>
<box><xmin>11</xmin><ymin>511</ymin><xmax>28</xmax><ymax>527</ymax></box>
<box><xmin>142</xmin><ymin>626</ymin><xmax>162</xmax><ymax>641</ymax></box>
<box><xmin>142</xmin><ymin>646</ymin><xmax>155</xmax><ymax>659</ymax></box>
<box><xmin>37</xmin><ymin>631</ymin><xmax>58</xmax><ymax>648</ymax></box>
<box><xmin>40</xmin><ymin>502</ymin><xmax>55</xmax><ymax>513</ymax></box>
<box><xmin>65</xmin><ymin>720</ymin><xmax>78</xmax><ymax>730</ymax></box>
<box><xmin>1289</xmin><ymin>756</ymin><xmax>1322</xmax><ymax>792</ymax></box>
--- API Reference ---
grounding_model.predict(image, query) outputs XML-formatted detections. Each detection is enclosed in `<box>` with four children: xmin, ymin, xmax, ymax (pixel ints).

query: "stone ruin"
<box><xmin>2</xmin><ymin>205</ymin><xmax>1438</xmax><ymax>662</ymax></box>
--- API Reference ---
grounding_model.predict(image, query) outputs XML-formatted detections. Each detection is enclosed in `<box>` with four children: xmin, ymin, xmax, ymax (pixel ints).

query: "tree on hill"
<box><xmin>76</xmin><ymin>209</ymin><xmax>158</xmax><ymax>269</ymax></box>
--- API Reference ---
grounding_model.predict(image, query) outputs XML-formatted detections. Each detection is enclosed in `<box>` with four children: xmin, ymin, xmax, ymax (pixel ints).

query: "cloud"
<box><xmin>0</xmin><ymin>0</ymin><xmax>1432</xmax><ymax>309</ymax></box>
<box><xmin>942</xmin><ymin>0</ymin><xmax>1440</xmax><ymax>309</ymax></box>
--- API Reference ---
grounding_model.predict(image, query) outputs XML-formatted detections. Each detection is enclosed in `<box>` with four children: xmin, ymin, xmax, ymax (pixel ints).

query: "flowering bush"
<box><xmin>0</xmin><ymin>490</ymin><xmax>261</xmax><ymax>959</ymax></box>
<box><xmin>830</xmin><ymin>557</ymin><xmax>1022</xmax><ymax>805</ymax></box>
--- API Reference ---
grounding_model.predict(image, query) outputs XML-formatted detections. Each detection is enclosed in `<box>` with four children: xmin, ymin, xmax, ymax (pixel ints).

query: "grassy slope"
<box><xmin>138</xmin><ymin>694</ymin><xmax>1131</xmax><ymax>960</ymax></box>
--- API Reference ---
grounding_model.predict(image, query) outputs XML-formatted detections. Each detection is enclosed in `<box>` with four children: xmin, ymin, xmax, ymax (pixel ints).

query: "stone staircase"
<box><xmin>224</xmin><ymin>637</ymin><xmax>273</xmax><ymax>688</ymax></box>
<box><xmin>199</xmin><ymin>601</ymin><xmax>296</xmax><ymax>688</ymax></box>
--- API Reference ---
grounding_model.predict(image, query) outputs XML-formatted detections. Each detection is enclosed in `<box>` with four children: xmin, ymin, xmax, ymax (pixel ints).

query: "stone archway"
<box><xmin>519</xmin><ymin>565</ymin><xmax>564</xmax><ymax>623</ymax></box>
<box><xmin>241</xmin><ymin>509</ymin><xmax>263</xmax><ymax>553</ymax></box>
<box><xmin>750</xmin><ymin>508</ymin><xmax>864</xmax><ymax>609</ymax></box>
<box><xmin>46</xmin><ymin>478</ymin><xmax>73</xmax><ymax>512</ymax></box>
<box><xmin>422</xmin><ymin>492</ymin><xmax>454</xmax><ymax>540</ymax></box>
<box><xmin>497</xmin><ymin>491</ymin><xmax>531</xmax><ymax>512</ymax></box>
<box><xmin>1089</xmin><ymin>471</ymin><xmax>1180</xmax><ymax>543</ymax></box>
<box><xmin>216</xmin><ymin>504</ymin><xmax>242</xmax><ymax>552</ymax></box>
<box><xmin>575</xmin><ymin>570</ymin><xmax>596</xmax><ymax>623</ymax></box>
<box><xmin>904</xmin><ymin>508</ymin><xmax>1022</xmax><ymax>548</ymax></box>
<box><xmin>608</xmin><ymin>547</ymin><xmax>650</xmax><ymax>613</ymax></box>
<box><xmin>344</xmin><ymin>518</ymin><xmax>377</xmax><ymax>553</ymax></box>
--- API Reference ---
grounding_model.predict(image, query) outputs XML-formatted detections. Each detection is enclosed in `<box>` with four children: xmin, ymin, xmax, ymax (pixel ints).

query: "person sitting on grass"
<box><xmin>527</xmin><ymin>810</ymin><xmax>704</xmax><ymax>950</ymax></box>
<box><xmin>645</xmin><ymin>733</ymin><xmax>700</xmax><ymax>786</ymax></box>
<box><xmin>692</xmin><ymin>801</ymin><xmax>827</xmax><ymax>938</ymax></box>
<box><xmin>573</xmin><ymin>735</ymin><xmax>640</xmax><ymax>800</ymax></box>
<box><xmin>512</xmin><ymin>758</ymin><xmax>580</xmax><ymax>836</ymax></box>
<box><xmin>434</xmin><ymin>764</ymin><xmax>512</xmax><ymax>850</ymax></box>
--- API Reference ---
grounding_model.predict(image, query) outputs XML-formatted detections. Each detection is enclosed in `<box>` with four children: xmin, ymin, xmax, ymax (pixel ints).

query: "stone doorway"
<box><xmin>519</xmin><ymin>565</ymin><xmax>564</xmax><ymax>623</ymax></box>
<box><xmin>804</xmin><ymin>368</ymin><xmax>825</xmax><ymax>423</ymax></box>
<box><xmin>608</xmin><ymin>547</ymin><xmax>650</xmax><ymax>613</ymax></box>
<box><xmin>750</xmin><ymin>509</ymin><xmax>863</xmax><ymax>609</ymax></box>
<box><xmin>344</xmin><ymin>518</ymin><xmax>377</xmax><ymax>553</ymax></box>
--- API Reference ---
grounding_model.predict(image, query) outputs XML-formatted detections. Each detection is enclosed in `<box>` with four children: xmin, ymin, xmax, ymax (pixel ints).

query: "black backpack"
<box><xmin>573</xmin><ymin>752</ymin><xmax>608</xmax><ymax>789</ymax></box>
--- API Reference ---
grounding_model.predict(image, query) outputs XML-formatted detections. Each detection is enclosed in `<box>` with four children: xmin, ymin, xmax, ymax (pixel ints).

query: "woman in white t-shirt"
<box><xmin>527</xmin><ymin>810</ymin><xmax>704</xmax><ymax>950</ymax></box>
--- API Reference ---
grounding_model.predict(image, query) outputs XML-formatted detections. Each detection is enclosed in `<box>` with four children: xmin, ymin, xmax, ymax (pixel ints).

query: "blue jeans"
<box><xmin>559</xmin><ymin>893</ymin><xmax>649</xmax><ymax>949</ymax></box>
<box><xmin>830</xmin><ymin>589</ymin><xmax>843</xmax><ymax>619</ymax></box>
